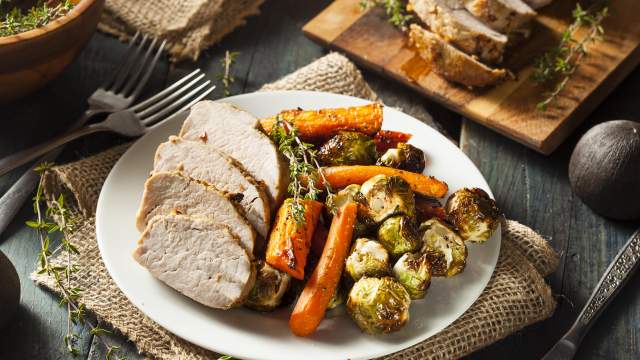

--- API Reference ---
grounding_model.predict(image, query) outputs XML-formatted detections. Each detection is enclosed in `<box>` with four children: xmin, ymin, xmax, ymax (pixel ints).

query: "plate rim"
<box><xmin>96</xmin><ymin>90</ymin><xmax>501</xmax><ymax>360</ymax></box>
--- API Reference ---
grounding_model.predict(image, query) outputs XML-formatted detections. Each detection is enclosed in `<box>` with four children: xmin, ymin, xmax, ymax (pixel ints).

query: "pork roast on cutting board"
<box><xmin>134</xmin><ymin>214</ymin><xmax>256</xmax><ymax>309</ymax></box>
<box><xmin>179</xmin><ymin>101</ymin><xmax>288</xmax><ymax>207</ymax></box>
<box><xmin>154</xmin><ymin>136</ymin><xmax>271</xmax><ymax>238</ymax></box>
<box><xmin>135</xmin><ymin>171</ymin><xmax>257</xmax><ymax>254</ymax></box>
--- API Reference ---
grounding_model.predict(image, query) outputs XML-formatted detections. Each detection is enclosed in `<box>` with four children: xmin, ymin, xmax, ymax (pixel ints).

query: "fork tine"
<box><xmin>130</xmin><ymin>69</ymin><xmax>202</xmax><ymax>112</ymax></box>
<box><xmin>121</xmin><ymin>37</ymin><xmax>159</xmax><ymax>97</ymax></box>
<box><xmin>129</xmin><ymin>39</ymin><xmax>167</xmax><ymax>101</ymax></box>
<box><xmin>137</xmin><ymin>73</ymin><xmax>205</xmax><ymax>118</ymax></box>
<box><xmin>112</xmin><ymin>34</ymin><xmax>149</xmax><ymax>93</ymax></box>
<box><xmin>102</xmin><ymin>31</ymin><xmax>141</xmax><ymax>90</ymax></box>
<box><xmin>147</xmin><ymin>85</ymin><xmax>217</xmax><ymax>131</ymax></box>
<box><xmin>141</xmin><ymin>81</ymin><xmax>212</xmax><ymax>126</ymax></box>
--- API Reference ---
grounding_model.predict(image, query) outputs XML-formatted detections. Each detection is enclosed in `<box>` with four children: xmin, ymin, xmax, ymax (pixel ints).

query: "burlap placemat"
<box><xmin>32</xmin><ymin>53</ymin><xmax>559</xmax><ymax>360</ymax></box>
<box><xmin>98</xmin><ymin>0</ymin><xmax>264</xmax><ymax>61</ymax></box>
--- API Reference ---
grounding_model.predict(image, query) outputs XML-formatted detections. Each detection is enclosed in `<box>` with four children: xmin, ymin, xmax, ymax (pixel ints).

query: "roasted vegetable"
<box><xmin>260</xmin><ymin>103</ymin><xmax>383</xmax><ymax>142</ymax></box>
<box><xmin>345</xmin><ymin>238</ymin><xmax>390</xmax><ymax>281</ymax></box>
<box><xmin>376</xmin><ymin>143</ymin><xmax>426</xmax><ymax>173</ymax></box>
<box><xmin>326</xmin><ymin>184</ymin><xmax>364</xmax><ymax>212</ymax></box>
<box><xmin>319</xmin><ymin>166</ymin><xmax>448</xmax><ymax>198</ymax></box>
<box><xmin>445</xmin><ymin>188</ymin><xmax>500</xmax><ymax>243</ymax></box>
<box><xmin>327</xmin><ymin>285</ymin><xmax>347</xmax><ymax>310</ymax></box>
<box><xmin>373</xmin><ymin>130</ymin><xmax>412</xmax><ymax>153</ymax></box>
<box><xmin>245</xmin><ymin>260</ymin><xmax>292</xmax><ymax>311</ymax></box>
<box><xmin>360</xmin><ymin>175</ymin><xmax>415</xmax><ymax>223</ymax></box>
<box><xmin>266</xmin><ymin>199</ymin><xmax>323</xmax><ymax>280</ymax></box>
<box><xmin>347</xmin><ymin>276</ymin><xmax>411</xmax><ymax>334</ymax></box>
<box><xmin>392</xmin><ymin>252</ymin><xmax>432</xmax><ymax>299</ymax></box>
<box><xmin>377</xmin><ymin>215</ymin><xmax>421</xmax><ymax>258</ymax></box>
<box><xmin>318</xmin><ymin>132</ymin><xmax>377</xmax><ymax>166</ymax></box>
<box><xmin>290</xmin><ymin>203</ymin><xmax>358</xmax><ymax>336</ymax></box>
<box><xmin>419</xmin><ymin>219</ymin><xmax>467</xmax><ymax>277</ymax></box>
<box><xmin>415</xmin><ymin>195</ymin><xmax>447</xmax><ymax>223</ymax></box>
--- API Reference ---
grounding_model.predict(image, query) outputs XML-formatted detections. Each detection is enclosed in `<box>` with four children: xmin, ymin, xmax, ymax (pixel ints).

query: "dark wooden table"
<box><xmin>1</xmin><ymin>1</ymin><xmax>639</xmax><ymax>359</ymax></box>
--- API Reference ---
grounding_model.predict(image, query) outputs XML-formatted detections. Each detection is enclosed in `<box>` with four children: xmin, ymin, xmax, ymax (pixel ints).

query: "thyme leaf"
<box><xmin>359</xmin><ymin>0</ymin><xmax>412</xmax><ymax>30</ymax></box>
<box><xmin>1</xmin><ymin>0</ymin><xmax>75</xmax><ymax>37</ymax></box>
<box><xmin>533</xmin><ymin>2</ymin><xmax>608</xmax><ymax>111</ymax></box>
<box><xmin>216</xmin><ymin>50</ymin><xmax>240</xmax><ymax>97</ymax></box>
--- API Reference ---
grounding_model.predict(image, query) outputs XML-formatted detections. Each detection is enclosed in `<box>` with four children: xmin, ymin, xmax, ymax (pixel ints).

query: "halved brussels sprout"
<box><xmin>345</xmin><ymin>238</ymin><xmax>390</xmax><ymax>281</ymax></box>
<box><xmin>347</xmin><ymin>276</ymin><xmax>411</xmax><ymax>334</ymax></box>
<box><xmin>445</xmin><ymin>188</ymin><xmax>501</xmax><ymax>243</ymax></box>
<box><xmin>376</xmin><ymin>143</ymin><xmax>426</xmax><ymax>173</ymax></box>
<box><xmin>245</xmin><ymin>260</ymin><xmax>291</xmax><ymax>311</ymax></box>
<box><xmin>392</xmin><ymin>252</ymin><xmax>432</xmax><ymax>299</ymax></box>
<box><xmin>377</xmin><ymin>215</ymin><xmax>421</xmax><ymax>258</ymax></box>
<box><xmin>419</xmin><ymin>219</ymin><xmax>467</xmax><ymax>277</ymax></box>
<box><xmin>325</xmin><ymin>184</ymin><xmax>374</xmax><ymax>238</ymax></box>
<box><xmin>318</xmin><ymin>131</ymin><xmax>377</xmax><ymax>166</ymax></box>
<box><xmin>360</xmin><ymin>174</ymin><xmax>415</xmax><ymax>223</ymax></box>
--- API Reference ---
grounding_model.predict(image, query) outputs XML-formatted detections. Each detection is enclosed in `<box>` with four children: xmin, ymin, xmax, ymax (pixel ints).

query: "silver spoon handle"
<box><xmin>0</xmin><ymin>125</ymin><xmax>107</xmax><ymax>177</ymax></box>
<box><xmin>543</xmin><ymin>227</ymin><xmax>640</xmax><ymax>359</ymax></box>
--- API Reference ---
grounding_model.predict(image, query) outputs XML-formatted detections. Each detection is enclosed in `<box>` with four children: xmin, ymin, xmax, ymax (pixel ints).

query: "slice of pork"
<box><xmin>136</xmin><ymin>172</ymin><xmax>256</xmax><ymax>253</ymax></box>
<box><xmin>409</xmin><ymin>24</ymin><xmax>507</xmax><ymax>87</ymax></box>
<box><xmin>409</xmin><ymin>0</ymin><xmax>508</xmax><ymax>63</ymax></box>
<box><xmin>134</xmin><ymin>214</ymin><xmax>256</xmax><ymax>309</ymax></box>
<box><xmin>154</xmin><ymin>136</ymin><xmax>270</xmax><ymax>238</ymax></box>
<box><xmin>463</xmin><ymin>0</ymin><xmax>536</xmax><ymax>34</ymax></box>
<box><xmin>179</xmin><ymin>101</ymin><xmax>288</xmax><ymax>206</ymax></box>
<box><xmin>522</xmin><ymin>0</ymin><xmax>551</xmax><ymax>10</ymax></box>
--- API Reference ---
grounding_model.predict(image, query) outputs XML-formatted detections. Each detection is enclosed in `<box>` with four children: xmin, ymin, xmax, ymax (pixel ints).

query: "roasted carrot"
<box><xmin>319</xmin><ymin>165</ymin><xmax>448</xmax><ymax>198</ymax></box>
<box><xmin>373</xmin><ymin>130</ymin><xmax>412</xmax><ymax>153</ymax></box>
<box><xmin>260</xmin><ymin>103</ymin><xmax>383</xmax><ymax>142</ymax></box>
<box><xmin>265</xmin><ymin>199</ymin><xmax>323</xmax><ymax>280</ymax></box>
<box><xmin>310</xmin><ymin>223</ymin><xmax>329</xmax><ymax>258</ymax></box>
<box><xmin>289</xmin><ymin>203</ymin><xmax>358</xmax><ymax>336</ymax></box>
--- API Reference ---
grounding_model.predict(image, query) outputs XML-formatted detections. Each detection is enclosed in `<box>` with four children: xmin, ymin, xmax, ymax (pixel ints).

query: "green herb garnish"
<box><xmin>1</xmin><ymin>0</ymin><xmax>74</xmax><ymax>37</ymax></box>
<box><xmin>359</xmin><ymin>0</ymin><xmax>412</xmax><ymax>30</ymax></box>
<box><xmin>217</xmin><ymin>50</ymin><xmax>240</xmax><ymax>97</ymax></box>
<box><xmin>271</xmin><ymin>116</ymin><xmax>332</xmax><ymax>226</ymax></box>
<box><xmin>30</xmin><ymin>163</ymin><xmax>125</xmax><ymax>359</ymax></box>
<box><xmin>533</xmin><ymin>2</ymin><xmax>608</xmax><ymax>111</ymax></box>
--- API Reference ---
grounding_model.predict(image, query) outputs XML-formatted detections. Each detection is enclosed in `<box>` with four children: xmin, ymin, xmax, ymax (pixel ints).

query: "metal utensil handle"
<box><xmin>577</xmin><ymin>228</ymin><xmax>640</xmax><ymax>327</ymax></box>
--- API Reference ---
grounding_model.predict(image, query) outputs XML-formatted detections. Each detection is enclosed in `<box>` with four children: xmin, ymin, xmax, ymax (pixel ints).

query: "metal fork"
<box><xmin>0</xmin><ymin>32</ymin><xmax>166</xmax><ymax>238</ymax></box>
<box><xmin>0</xmin><ymin>71</ymin><xmax>215</xmax><ymax>176</ymax></box>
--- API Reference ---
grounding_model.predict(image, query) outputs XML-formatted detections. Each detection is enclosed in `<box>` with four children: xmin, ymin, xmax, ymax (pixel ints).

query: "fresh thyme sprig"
<box><xmin>359</xmin><ymin>0</ymin><xmax>413</xmax><ymax>30</ymax></box>
<box><xmin>1</xmin><ymin>0</ymin><xmax>75</xmax><ymax>37</ymax></box>
<box><xmin>271</xmin><ymin>116</ymin><xmax>332</xmax><ymax>225</ymax></box>
<box><xmin>29</xmin><ymin>163</ymin><xmax>125</xmax><ymax>359</ymax></box>
<box><xmin>533</xmin><ymin>2</ymin><xmax>608</xmax><ymax>111</ymax></box>
<box><xmin>217</xmin><ymin>50</ymin><xmax>240</xmax><ymax>97</ymax></box>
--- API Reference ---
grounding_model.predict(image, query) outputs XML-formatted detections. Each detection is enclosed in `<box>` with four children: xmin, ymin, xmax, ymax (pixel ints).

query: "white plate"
<box><xmin>96</xmin><ymin>91</ymin><xmax>500</xmax><ymax>360</ymax></box>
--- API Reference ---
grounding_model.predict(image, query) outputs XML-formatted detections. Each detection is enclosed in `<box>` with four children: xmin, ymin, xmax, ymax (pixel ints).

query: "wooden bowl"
<box><xmin>0</xmin><ymin>0</ymin><xmax>105</xmax><ymax>103</ymax></box>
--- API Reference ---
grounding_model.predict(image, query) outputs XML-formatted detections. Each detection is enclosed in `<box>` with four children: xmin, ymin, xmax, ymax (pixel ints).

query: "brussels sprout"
<box><xmin>347</xmin><ymin>277</ymin><xmax>411</xmax><ymax>334</ymax></box>
<box><xmin>446</xmin><ymin>188</ymin><xmax>501</xmax><ymax>243</ymax></box>
<box><xmin>318</xmin><ymin>131</ymin><xmax>377</xmax><ymax>166</ymax></box>
<box><xmin>419</xmin><ymin>219</ymin><xmax>467</xmax><ymax>277</ymax></box>
<box><xmin>360</xmin><ymin>175</ymin><xmax>415</xmax><ymax>223</ymax></box>
<box><xmin>345</xmin><ymin>238</ymin><xmax>390</xmax><ymax>280</ymax></box>
<box><xmin>376</xmin><ymin>143</ymin><xmax>426</xmax><ymax>173</ymax></box>
<box><xmin>377</xmin><ymin>215</ymin><xmax>421</xmax><ymax>258</ymax></box>
<box><xmin>245</xmin><ymin>260</ymin><xmax>291</xmax><ymax>311</ymax></box>
<box><xmin>327</xmin><ymin>285</ymin><xmax>346</xmax><ymax>310</ymax></box>
<box><xmin>326</xmin><ymin>184</ymin><xmax>363</xmax><ymax>212</ymax></box>
<box><xmin>392</xmin><ymin>252</ymin><xmax>432</xmax><ymax>299</ymax></box>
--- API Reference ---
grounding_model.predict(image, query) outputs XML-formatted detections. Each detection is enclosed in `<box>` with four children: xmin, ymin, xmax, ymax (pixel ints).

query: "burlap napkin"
<box><xmin>32</xmin><ymin>53</ymin><xmax>559</xmax><ymax>360</ymax></box>
<box><xmin>98</xmin><ymin>0</ymin><xmax>264</xmax><ymax>61</ymax></box>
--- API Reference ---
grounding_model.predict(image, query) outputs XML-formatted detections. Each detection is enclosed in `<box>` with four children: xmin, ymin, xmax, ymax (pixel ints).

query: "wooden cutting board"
<box><xmin>303</xmin><ymin>0</ymin><xmax>640</xmax><ymax>154</ymax></box>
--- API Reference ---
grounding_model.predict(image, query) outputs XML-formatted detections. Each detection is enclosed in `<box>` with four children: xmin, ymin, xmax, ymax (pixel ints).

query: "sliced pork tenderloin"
<box><xmin>409</xmin><ymin>24</ymin><xmax>507</xmax><ymax>87</ymax></box>
<box><xmin>154</xmin><ymin>136</ymin><xmax>270</xmax><ymax>238</ymax></box>
<box><xmin>136</xmin><ymin>172</ymin><xmax>256</xmax><ymax>254</ymax></box>
<box><xmin>134</xmin><ymin>214</ymin><xmax>256</xmax><ymax>309</ymax></box>
<box><xmin>409</xmin><ymin>0</ymin><xmax>508</xmax><ymax>63</ymax></box>
<box><xmin>179</xmin><ymin>101</ymin><xmax>288</xmax><ymax>207</ymax></box>
<box><xmin>463</xmin><ymin>0</ymin><xmax>536</xmax><ymax>34</ymax></box>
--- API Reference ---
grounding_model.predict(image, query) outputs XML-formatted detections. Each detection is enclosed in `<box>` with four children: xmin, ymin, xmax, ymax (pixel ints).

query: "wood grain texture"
<box><xmin>304</xmin><ymin>0</ymin><xmax>640</xmax><ymax>154</ymax></box>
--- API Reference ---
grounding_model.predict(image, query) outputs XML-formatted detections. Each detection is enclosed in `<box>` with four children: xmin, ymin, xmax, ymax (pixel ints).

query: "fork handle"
<box><xmin>0</xmin><ymin>124</ymin><xmax>108</xmax><ymax>177</ymax></box>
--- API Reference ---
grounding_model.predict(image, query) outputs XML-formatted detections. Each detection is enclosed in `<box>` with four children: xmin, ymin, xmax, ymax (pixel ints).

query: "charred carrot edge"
<box><xmin>265</xmin><ymin>199</ymin><xmax>323</xmax><ymax>280</ymax></box>
<box><xmin>373</xmin><ymin>130</ymin><xmax>412</xmax><ymax>153</ymax></box>
<box><xmin>260</xmin><ymin>103</ymin><xmax>383</xmax><ymax>142</ymax></box>
<box><xmin>321</xmin><ymin>165</ymin><xmax>448</xmax><ymax>198</ymax></box>
<box><xmin>289</xmin><ymin>202</ymin><xmax>358</xmax><ymax>337</ymax></box>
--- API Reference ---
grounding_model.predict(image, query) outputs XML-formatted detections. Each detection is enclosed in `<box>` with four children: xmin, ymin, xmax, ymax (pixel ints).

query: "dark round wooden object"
<box><xmin>0</xmin><ymin>250</ymin><xmax>20</xmax><ymax>330</ymax></box>
<box><xmin>569</xmin><ymin>120</ymin><xmax>640</xmax><ymax>220</ymax></box>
